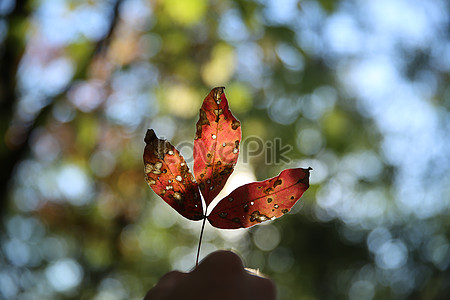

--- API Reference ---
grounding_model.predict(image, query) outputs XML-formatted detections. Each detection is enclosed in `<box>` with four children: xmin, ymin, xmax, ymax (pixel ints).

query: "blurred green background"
<box><xmin>1</xmin><ymin>0</ymin><xmax>449</xmax><ymax>299</ymax></box>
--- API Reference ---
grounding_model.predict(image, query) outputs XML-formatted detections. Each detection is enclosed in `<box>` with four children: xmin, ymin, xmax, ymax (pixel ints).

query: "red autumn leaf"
<box><xmin>143</xmin><ymin>129</ymin><xmax>203</xmax><ymax>220</ymax></box>
<box><xmin>193</xmin><ymin>87</ymin><xmax>241</xmax><ymax>206</ymax></box>
<box><xmin>207</xmin><ymin>168</ymin><xmax>311</xmax><ymax>229</ymax></box>
<box><xmin>144</xmin><ymin>86</ymin><xmax>311</xmax><ymax>265</ymax></box>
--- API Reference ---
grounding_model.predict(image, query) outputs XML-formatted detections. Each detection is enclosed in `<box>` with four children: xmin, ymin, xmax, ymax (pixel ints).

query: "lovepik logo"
<box><xmin>173</xmin><ymin>136</ymin><xmax>293</xmax><ymax>166</ymax></box>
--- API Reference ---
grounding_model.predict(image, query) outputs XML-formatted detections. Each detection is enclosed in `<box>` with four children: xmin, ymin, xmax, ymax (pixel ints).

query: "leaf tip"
<box><xmin>144</xmin><ymin>129</ymin><xmax>157</xmax><ymax>144</ymax></box>
<box><xmin>294</xmin><ymin>167</ymin><xmax>312</xmax><ymax>185</ymax></box>
<box><xmin>212</xmin><ymin>86</ymin><xmax>225</xmax><ymax>102</ymax></box>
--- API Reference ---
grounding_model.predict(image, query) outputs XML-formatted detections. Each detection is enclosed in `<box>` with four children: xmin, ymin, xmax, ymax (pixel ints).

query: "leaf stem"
<box><xmin>195</xmin><ymin>216</ymin><xmax>207</xmax><ymax>268</ymax></box>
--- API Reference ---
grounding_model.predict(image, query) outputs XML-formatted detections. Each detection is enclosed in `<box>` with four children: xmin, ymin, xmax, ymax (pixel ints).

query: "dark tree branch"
<box><xmin>0</xmin><ymin>0</ymin><xmax>124</xmax><ymax>217</ymax></box>
<box><xmin>0</xmin><ymin>0</ymin><xmax>32</xmax><ymax>216</ymax></box>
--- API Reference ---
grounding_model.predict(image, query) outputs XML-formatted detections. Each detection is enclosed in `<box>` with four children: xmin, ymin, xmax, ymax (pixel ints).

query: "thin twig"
<box><xmin>195</xmin><ymin>217</ymin><xmax>207</xmax><ymax>268</ymax></box>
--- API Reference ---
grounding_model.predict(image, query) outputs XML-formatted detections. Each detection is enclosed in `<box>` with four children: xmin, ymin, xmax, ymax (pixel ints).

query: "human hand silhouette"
<box><xmin>144</xmin><ymin>250</ymin><xmax>276</xmax><ymax>300</ymax></box>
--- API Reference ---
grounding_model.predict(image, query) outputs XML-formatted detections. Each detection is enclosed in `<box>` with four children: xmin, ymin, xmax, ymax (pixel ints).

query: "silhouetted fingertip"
<box><xmin>196</xmin><ymin>250</ymin><xmax>245</xmax><ymax>273</ymax></box>
<box><xmin>157</xmin><ymin>271</ymin><xmax>187</xmax><ymax>287</ymax></box>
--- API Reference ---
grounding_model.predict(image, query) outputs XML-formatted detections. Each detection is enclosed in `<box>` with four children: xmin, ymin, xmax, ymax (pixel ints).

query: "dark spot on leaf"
<box><xmin>232</xmin><ymin>217</ymin><xmax>241</xmax><ymax>224</ymax></box>
<box><xmin>219</xmin><ymin>166</ymin><xmax>233</xmax><ymax>176</ymax></box>
<box><xmin>207</xmin><ymin>153</ymin><xmax>212</xmax><ymax>158</ymax></box>
<box><xmin>195</xmin><ymin>109</ymin><xmax>210</xmax><ymax>139</ymax></box>
<box><xmin>264</xmin><ymin>187</ymin><xmax>273</xmax><ymax>194</ymax></box>
<box><xmin>274</xmin><ymin>204</ymin><xmax>279</xmax><ymax>209</ymax></box>
<box><xmin>267</xmin><ymin>198</ymin><xmax>273</xmax><ymax>203</ymax></box>
<box><xmin>290</xmin><ymin>196</ymin><xmax>295</xmax><ymax>200</ymax></box>
<box><xmin>199</xmin><ymin>182</ymin><xmax>205</xmax><ymax>190</ymax></box>
<box><xmin>216</xmin><ymin>161</ymin><xmax>221</xmax><ymax>165</ymax></box>
<box><xmin>178</xmin><ymin>163</ymin><xmax>189</xmax><ymax>175</ymax></box>
<box><xmin>162</xmin><ymin>169</ymin><xmax>167</xmax><ymax>174</ymax></box>
<box><xmin>231</xmin><ymin>120</ymin><xmax>240</xmax><ymax>130</ymax></box>
<box><xmin>195</xmin><ymin>124</ymin><xmax>202</xmax><ymax>139</ymax></box>
<box><xmin>282</xmin><ymin>209</ymin><xmax>289</xmax><ymax>214</ymax></box>
<box><xmin>243</xmin><ymin>204</ymin><xmax>249</xmax><ymax>212</ymax></box>
<box><xmin>199</xmin><ymin>109</ymin><xmax>209</xmax><ymax>125</ymax></box>
<box><xmin>213</xmin><ymin>87</ymin><xmax>224</xmax><ymax>101</ymax></box>
<box><xmin>219</xmin><ymin>212</ymin><xmax>228</xmax><ymax>218</ymax></box>
<box><xmin>228</xmin><ymin>197</ymin><xmax>233</xmax><ymax>202</ymax></box>
<box><xmin>296</xmin><ymin>176</ymin><xmax>309</xmax><ymax>184</ymax></box>
<box><xmin>235</xmin><ymin>140</ymin><xmax>239</xmax><ymax>147</ymax></box>
<box><xmin>273</xmin><ymin>179</ymin><xmax>282</xmax><ymax>188</ymax></box>
<box><xmin>250</xmin><ymin>211</ymin><xmax>270</xmax><ymax>223</ymax></box>
<box><xmin>214</xmin><ymin>109</ymin><xmax>223</xmax><ymax>122</ymax></box>
<box><xmin>160</xmin><ymin>190</ymin><xmax>166</xmax><ymax>196</ymax></box>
